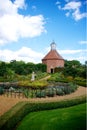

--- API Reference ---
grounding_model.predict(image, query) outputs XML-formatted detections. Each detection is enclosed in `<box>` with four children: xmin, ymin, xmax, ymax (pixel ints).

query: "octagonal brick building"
<box><xmin>42</xmin><ymin>42</ymin><xmax>64</xmax><ymax>73</ymax></box>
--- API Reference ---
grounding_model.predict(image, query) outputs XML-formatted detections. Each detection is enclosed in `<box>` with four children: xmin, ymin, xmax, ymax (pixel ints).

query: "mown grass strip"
<box><xmin>16</xmin><ymin>103</ymin><xmax>86</xmax><ymax>130</ymax></box>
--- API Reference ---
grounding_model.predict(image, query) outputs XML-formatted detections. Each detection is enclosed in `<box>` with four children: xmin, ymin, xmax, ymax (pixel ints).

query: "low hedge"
<box><xmin>0</xmin><ymin>96</ymin><xmax>86</xmax><ymax>130</ymax></box>
<box><xmin>76</xmin><ymin>81</ymin><xmax>86</xmax><ymax>87</ymax></box>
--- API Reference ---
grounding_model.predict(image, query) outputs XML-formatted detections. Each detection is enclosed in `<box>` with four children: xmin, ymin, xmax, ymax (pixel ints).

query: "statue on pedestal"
<box><xmin>31</xmin><ymin>72</ymin><xmax>35</xmax><ymax>81</ymax></box>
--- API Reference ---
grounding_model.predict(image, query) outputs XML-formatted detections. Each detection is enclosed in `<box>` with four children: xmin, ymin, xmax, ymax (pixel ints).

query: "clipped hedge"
<box><xmin>0</xmin><ymin>96</ymin><xmax>86</xmax><ymax>130</ymax></box>
<box><xmin>76</xmin><ymin>81</ymin><xmax>86</xmax><ymax>87</ymax></box>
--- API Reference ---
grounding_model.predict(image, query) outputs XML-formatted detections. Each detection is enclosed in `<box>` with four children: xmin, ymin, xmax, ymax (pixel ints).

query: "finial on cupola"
<box><xmin>50</xmin><ymin>40</ymin><xmax>56</xmax><ymax>50</ymax></box>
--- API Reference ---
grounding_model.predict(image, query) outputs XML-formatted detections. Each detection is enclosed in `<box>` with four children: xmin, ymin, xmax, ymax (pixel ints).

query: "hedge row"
<box><xmin>76</xmin><ymin>81</ymin><xmax>86</xmax><ymax>87</ymax></box>
<box><xmin>48</xmin><ymin>79</ymin><xmax>86</xmax><ymax>87</ymax></box>
<box><xmin>0</xmin><ymin>96</ymin><xmax>86</xmax><ymax>130</ymax></box>
<box><xmin>48</xmin><ymin>73</ymin><xmax>86</xmax><ymax>87</ymax></box>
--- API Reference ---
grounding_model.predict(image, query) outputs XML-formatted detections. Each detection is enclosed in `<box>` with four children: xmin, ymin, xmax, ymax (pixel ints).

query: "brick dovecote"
<box><xmin>42</xmin><ymin>42</ymin><xmax>64</xmax><ymax>73</ymax></box>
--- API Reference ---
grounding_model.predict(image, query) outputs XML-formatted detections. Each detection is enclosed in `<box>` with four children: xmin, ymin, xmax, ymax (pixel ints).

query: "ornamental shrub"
<box><xmin>36</xmin><ymin>90</ymin><xmax>46</xmax><ymax>98</ymax></box>
<box><xmin>46</xmin><ymin>88</ymin><xmax>56</xmax><ymax>97</ymax></box>
<box><xmin>66</xmin><ymin>76</ymin><xmax>73</xmax><ymax>82</ymax></box>
<box><xmin>61</xmin><ymin>86</ymin><xmax>71</xmax><ymax>94</ymax></box>
<box><xmin>68</xmin><ymin>82</ymin><xmax>78</xmax><ymax>92</ymax></box>
<box><xmin>0</xmin><ymin>87</ymin><xmax>4</xmax><ymax>95</ymax></box>
<box><xmin>56</xmin><ymin>88</ymin><xmax>65</xmax><ymax>96</ymax></box>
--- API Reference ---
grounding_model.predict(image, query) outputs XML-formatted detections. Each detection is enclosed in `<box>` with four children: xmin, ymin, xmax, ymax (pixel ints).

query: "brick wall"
<box><xmin>42</xmin><ymin>59</ymin><xmax>64</xmax><ymax>73</ymax></box>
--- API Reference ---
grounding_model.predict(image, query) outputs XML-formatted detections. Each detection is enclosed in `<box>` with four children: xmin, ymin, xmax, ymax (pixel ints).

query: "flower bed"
<box><xmin>0</xmin><ymin>82</ymin><xmax>78</xmax><ymax>98</ymax></box>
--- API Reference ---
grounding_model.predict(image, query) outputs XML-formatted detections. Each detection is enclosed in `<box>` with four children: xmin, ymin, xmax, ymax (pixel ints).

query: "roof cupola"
<box><xmin>50</xmin><ymin>41</ymin><xmax>56</xmax><ymax>50</ymax></box>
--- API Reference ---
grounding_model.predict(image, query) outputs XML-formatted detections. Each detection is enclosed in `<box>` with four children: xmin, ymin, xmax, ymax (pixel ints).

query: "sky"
<box><xmin>0</xmin><ymin>0</ymin><xmax>87</xmax><ymax>64</ymax></box>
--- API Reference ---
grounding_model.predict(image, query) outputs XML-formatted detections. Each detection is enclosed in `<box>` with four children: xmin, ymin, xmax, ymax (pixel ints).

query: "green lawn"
<box><xmin>16</xmin><ymin>103</ymin><xmax>86</xmax><ymax>130</ymax></box>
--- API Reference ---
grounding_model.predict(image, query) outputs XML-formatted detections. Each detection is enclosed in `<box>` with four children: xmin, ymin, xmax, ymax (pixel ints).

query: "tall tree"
<box><xmin>63</xmin><ymin>60</ymin><xmax>82</xmax><ymax>78</ymax></box>
<box><xmin>0</xmin><ymin>61</ymin><xmax>7</xmax><ymax>76</ymax></box>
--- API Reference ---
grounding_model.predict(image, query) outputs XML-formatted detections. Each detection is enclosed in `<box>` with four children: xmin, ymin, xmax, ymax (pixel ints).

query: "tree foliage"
<box><xmin>63</xmin><ymin>60</ymin><xmax>86</xmax><ymax>78</ymax></box>
<box><xmin>0</xmin><ymin>60</ymin><xmax>47</xmax><ymax>78</ymax></box>
<box><xmin>0</xmin><ymin>60</ymin><xmax>86</xmax><ymax>80</ymax></box>
<box><xmin>0</xmin><ymin>61</ymin><xmax>7</xmax><ymax>76</ymax></box>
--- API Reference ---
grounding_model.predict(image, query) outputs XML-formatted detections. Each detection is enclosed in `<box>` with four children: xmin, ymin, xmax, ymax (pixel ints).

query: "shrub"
<box><xmin>22</xmin><ymin>82</ymin><xmax>78</xmax><ymax>98</ymax></box>
<box><xmin>68</xmin><ymin>82</ymin><xmax>78</xmax><ymax>92</ymax></box>
<box><xmin>74</xmin><ymin>77</ymin><xmax>86</xmax><ymax>87</ymax></box>
<box><xmin>61</xmin><ymin>86</ymin><xmax>71</xmax><ymax>94</ymax></box>
<box><xmin>66</xmin><ymin>76</ymin><xmax>73</xmax><ymax>82</ymax></box>
<box><xmin>23</xmin><ymin>89</ymin><xmax>29</xmax><ymax>98</ymax></box>
<box><xmin>0</xmin><ymin>77</ymin><xmax>5</xmax><ymax>82</ymax></box>
<box><xmin>46</xmin><ymin>88</ymin><xmax>56</xmax><ymax>97</ymax></box>
<box><xmin>35</xmin><ymin>72</ymin><xmax>48</xmax><ymax>80</ymax></box>
<box><xmin>18</xmin><ymin>80</ymin><xmax>48</xmax><ymax>89</ymax></box>
<box><xmin>74</xmin><ymin>77</ymin><xmax>86</xmax><ymax>82</ymax></box>
<box><xmin>30</xmin><ymin>81</ymin><xmax>48</xmax><ymax>89</ymax></box>
<box><xmin>56</xmin><ymin>88</ymin><xmax>65</xmax><ymax>96</ymax></box>
<box><xmin>47</xmin><ymin>73</ymin><xmax>64</xmax><ymax>82</ymax></box>
<box><xmin>0</xmin><ymin>87</ymin><xmax>4</xmax><ymax>95</ymax></box>
<box><xmin>76</xmin><ymin>81</ymin><xmax>86</xmax><ymax>87</ymax></box>
<box><xmin>36</xmin><ymin>90</ymin><xmax>46</xmax><ymax>98</ymax></box>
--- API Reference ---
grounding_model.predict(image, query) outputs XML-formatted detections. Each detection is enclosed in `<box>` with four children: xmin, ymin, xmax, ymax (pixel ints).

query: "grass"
<box><xmin>16</xmin><ymin>103</ymin><xmax>86</xmax><ymax>130</ymax></box>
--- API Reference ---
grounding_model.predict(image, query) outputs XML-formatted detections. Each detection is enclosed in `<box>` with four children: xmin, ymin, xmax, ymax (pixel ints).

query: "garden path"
<box><xmin>0</xmin><ymin>86</ymin><xmax>86</xmax><ymax>116</ymax></box>
<box><xmin>39</xmin><ymin>75</ymin><xmax>51</xmax><ymax>81</ymax></box>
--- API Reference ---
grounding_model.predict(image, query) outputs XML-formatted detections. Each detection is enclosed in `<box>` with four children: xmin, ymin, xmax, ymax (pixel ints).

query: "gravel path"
<box><xmin>0</xmin><ymin>86</ymin><xmax>86</xmax><ymax>116</ymax></box>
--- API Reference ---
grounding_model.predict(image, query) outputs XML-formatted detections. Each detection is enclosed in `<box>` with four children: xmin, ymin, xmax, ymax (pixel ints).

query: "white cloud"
<box><xmin>65</xmin><ymin>12</ymin><xmax>70</xmax><ymax>17</ymax></box>
<box><xmin>0</xmin><ymin>0</ymin><xmax>46</xmax><ymax>45</ymax></box>
<box><xmin>79</xmin><ymin>40</ymin><xmax>87</xmax><ymax>44</ymax></box>
<box><xmin>59</xmin><ymin>49</ymin><xmax>87</xmax><ymax>54</ymax></box>
<box><xmin>55</xmin><ymin>1</ymin><xmax>62</xmax><ymax>9</ymax></box>
<box><xmin>14</xmin><ymin>0</ymin><xmax>26</xmax><ymax>9</ymax></box>
<box><xmin>56</xmin><ymin>1</ymin><xmax>87</xmax><ymax>21</ymax></box>
<box><xmin>0</xmin><ymin>47</ymin><xmax>44</xmax><ymax>63</ymax></box>
<box><xmin>63</xmin><ymin>1</ymin><xmax>81</xmax><ymax>10</ymax></box>
<box><xmin>72</xmin><ymin>8</ymin><xmax>87</xmax><ymax>21</ymax></box>
<box><xmin>65</xmin><ymin>56</ymin><xmax>86</xmax><ymax>63</ymax></box>
<box><xmin>0</xmin><ymin>47</ymin><xmax>86</xmax><ymax>63</ymax></box>
<box><xmin>58</xmin><ymin>49</ymin><xmax>87</xmax><ymax>63</ymax></box>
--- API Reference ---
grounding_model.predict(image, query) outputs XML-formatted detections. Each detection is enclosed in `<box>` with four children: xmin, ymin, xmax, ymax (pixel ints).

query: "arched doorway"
<box><xmin>51</xmin><ymin>68</ymin><xmax>54</xmax><ymax>73</ymax></box>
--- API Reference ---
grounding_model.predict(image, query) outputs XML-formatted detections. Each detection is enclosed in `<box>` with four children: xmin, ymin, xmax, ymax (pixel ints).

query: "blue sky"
<box><xmin>0</xmin><ymin>0</ymin><xmax>87</xmax><ymax>64</ymax></box>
